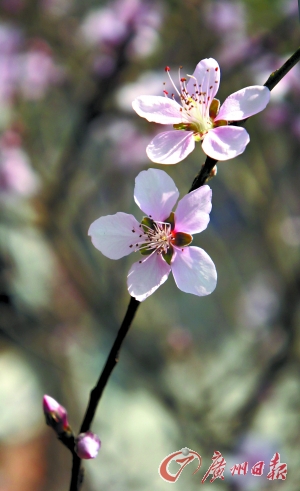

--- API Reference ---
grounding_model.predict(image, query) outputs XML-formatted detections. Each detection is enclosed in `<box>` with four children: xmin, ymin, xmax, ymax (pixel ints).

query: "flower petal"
<box><xmin>88</xmin><ymin>212</ymin><xmax>141</xmax><ymax>259</ymax></box>
<box><xmin>132</xmin><ymin>96</ymin><xmax>183</xmax><ymax>124</ymax></box>
<box><xmin>147</xmin><ymin>130</ymin><xmax>195</xmax><ymax>164</ymax></box>
<box><xmin>186</xmin><ymin>58</ymin><xmax>220</xmax><ymax>104</ymax></box>
<box><xmin>202</xmin><ymin>126</ymin><xmax>250</xmax><ymax>161</ymax></box>
<box><xmin>127</xmin><ymin>253</ymin><xmax>171</xmax><ymax>301</ymax></box>
<box><xmin>174</xmin><ymin>185</ymin><xmax>212</xmax><ymax>235</ymax></box>
<box><xmin>215</xmin><ymin>85</ymin><xmax>270</xmax><ymax>121</ymax></box>
<box><xmin>134</xmin><ymin>168</ymin><xmax>179</xmax><ymax>221</ymax></box>
<box><xmin>171</xmin><ymin>246</ymin><xmax>217</xmax><ymax>296</ymax></box>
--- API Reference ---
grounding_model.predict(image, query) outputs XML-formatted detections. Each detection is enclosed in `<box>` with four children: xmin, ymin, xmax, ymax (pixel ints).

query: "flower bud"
<box><xmin>43</xmin><ymin>395</ymin><xmax>70</xmax><ymax>434</ymax></box>
<box><xmin>75</xmin><ymin>432</ymin><xmax>101</xmax><ymax>459</ymax></box>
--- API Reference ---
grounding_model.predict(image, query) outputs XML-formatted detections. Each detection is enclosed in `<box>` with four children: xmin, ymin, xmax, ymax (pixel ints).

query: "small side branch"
<box><xmin>69</xmin><ymin>296</ymin><xmax>140</xmax><ymax>490</ymax></box>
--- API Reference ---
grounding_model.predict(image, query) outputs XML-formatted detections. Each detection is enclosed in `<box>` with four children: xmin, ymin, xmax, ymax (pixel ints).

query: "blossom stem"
<box><xmin>69</xmin><ymin>296</ymin><xmax>140</xmax><ymax>491</ymax></box>
<box><xmin>189</xmin><ymin>46</ymin><xmax>300</xmax><ymax>193</ymax></box>
<box><xmin>263</xmin><ymin>46</ymin><xmax>300</xmax><ymax>91</ymax></box>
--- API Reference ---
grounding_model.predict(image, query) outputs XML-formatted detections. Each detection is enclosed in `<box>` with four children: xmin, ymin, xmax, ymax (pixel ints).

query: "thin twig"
<box><xmin>264</xmin><ymin>46</ymin><xmax>300</xmax><ymax>91</ymax></box>
<box><xmin>69</xmin><ymin>296</ymin><xmax>140</xmax><ymax>490</ymax></box>
<box><xmin>80</xmin><ymin>296</ymin><xmax>140</xmax><ymax>433</ymax></box>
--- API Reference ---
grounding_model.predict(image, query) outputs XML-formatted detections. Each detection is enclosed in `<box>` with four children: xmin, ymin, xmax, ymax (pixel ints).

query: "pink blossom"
<box><xmin>88</xmin><ymin>168</ymin><xmax>217</xmax><ymax>301</ymax></box>
<box><xmin>43</xmin><ymin>395</ymin><xmax>70</xmax><ymax>434</ymax></box>
<box><xmin>204</xmin><ymin>1</ymin><xmax>246</xmax><ymax>34</ymax></box>
<box><xmin>75</xmin><ymin>432</ymin><xmax>101</xmax><ymax>459</ymax></box>
<box><xmin>81</xmin><ymin>7</ymin><xmax>128</xmax><ymax>47</ymax></box>
<box><xmin>0</xmin><ymin>33</ymin><xmax>63</xmax><ymax>102</ymax></box>
<box><xmin>80</xmin><ymin>0</ymin><xmax>163</xmax><ymax>59</ymax></box>
<box><xmin>17</xmin><ymin>41</ymin><xmax>64</xmax><ymax>100</ymax></box>
<box><xmin>132</xmin><ymin>58</ymin><xmax>270</xmax><ymax>164</ymax></box>
<box><xmin>0</xmin><ymin>134</ymin><xmax>39</xmax><ymax>198</ymax></box>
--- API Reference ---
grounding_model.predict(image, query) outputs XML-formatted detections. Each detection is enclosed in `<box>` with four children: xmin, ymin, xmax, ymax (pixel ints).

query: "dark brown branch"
<box><xmin>80</xmin><ymin>296</ymin><xmax>140</xmax><ymax>433</ymax></box>
<box><xmin>69</xmin><ymin>296</ymin><xmax>140</xmax><ymax>491</ymax></box>
<box><xmin>264</xmin><ymin>46</ymin><xmax>300</xmax><ymax>91</ymax></box>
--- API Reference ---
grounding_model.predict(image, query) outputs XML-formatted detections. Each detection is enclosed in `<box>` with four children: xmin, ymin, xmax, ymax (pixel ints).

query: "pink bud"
<box><xmin>43</xmin><ymin>395</ymin><xmax>69</xmax><ymax>433</ymax></box>
<box><xmin>75</xmin><ymin>432</ymin><xmax>101</xmax><ymax>459</ymax></box>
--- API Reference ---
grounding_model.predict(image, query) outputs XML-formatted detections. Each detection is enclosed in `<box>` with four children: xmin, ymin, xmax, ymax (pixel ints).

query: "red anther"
<box><xmin>215</xmin><ymin>67</ymin><xmax>218</xmax><ymax>71</ymax></box>
<box><xmin>165</xmin><ymin>66</ymin><xmax>170</xmax><ymax>72</ymax></box>
<box><xmin>210</xmin><ymin>86</ymin><xmax>213</xmax><ymax>89</ymax></box>
<box><xmin>163</xmin><ymin>90</ymin><xmax>168</xmax><ymax>95</ymax></box>
<box><xmin>180</xmin><ymin>78</ymin><xmax>187</xmax><ymax>82</ymax></box>
<box><xmin>179</xmin><ymin>65</ymin><xmax>183</xmax><ymax>68</ymax></box>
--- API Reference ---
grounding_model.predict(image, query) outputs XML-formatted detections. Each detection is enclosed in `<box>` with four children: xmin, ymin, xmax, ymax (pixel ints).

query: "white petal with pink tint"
<box><xmin>127</xmin><ymin>253</ymin><xmax>171</xmax><ymax>301</ymax></box>
<box><xmin>88</xmin><ymin>212</ymin><xmax>141</xmax><ymax>259</ymax></box>
<box><xmin>171</xmin><ymin>246</ymin><xmax>217</xmax><ymax>296</ymax></box>
<box><xmin>132</xmin><ymin>96</ymin><xmax>183</xmax><ymax>124</ymax></box>
<box><xmin>134</xmin><ymin>168</ymin><xmax>179</xmax><ymax>221</ymax></box>
<box><xmin>215</xmin><ymin>86</ymin><xmax>270</xmax><ymax>121</ymax></box>
<box><xmin>147</xmin><ymin>130</ymin><xmax>195</xmax><ymax>164</ymax></box>
<box><xmin>202</xmin><ymin>126</ymin><xmax>250</xmax><ymax>161</ymax></box>
<box><xmin>186</xmin><ymin>58</ymin><xmax>220</xmax><ymax>103</ymax></box>
<box><xmin>175</xmin><ymin>185</ymin><xmax>212</xmax><ymax>234</ymax></box>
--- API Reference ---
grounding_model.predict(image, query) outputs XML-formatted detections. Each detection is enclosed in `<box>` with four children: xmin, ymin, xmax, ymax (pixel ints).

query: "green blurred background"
<box><xmin>0</xmin><ymin>0</ymin><xmax>300</xmax><ymax>489</ymax></box>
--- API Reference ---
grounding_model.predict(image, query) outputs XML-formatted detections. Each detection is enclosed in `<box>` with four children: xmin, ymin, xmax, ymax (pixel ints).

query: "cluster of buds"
<box><xmin>43</xmin><ymin>395</ymin><xmax>101</xmax><ymax>460</ymax></box>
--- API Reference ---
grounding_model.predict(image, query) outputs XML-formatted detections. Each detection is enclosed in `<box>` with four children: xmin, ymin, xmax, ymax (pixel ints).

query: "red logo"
<box><xmin>158</xmin><ymin>448</ymin><xmax>202</xmax><ymax>483</ymax></box>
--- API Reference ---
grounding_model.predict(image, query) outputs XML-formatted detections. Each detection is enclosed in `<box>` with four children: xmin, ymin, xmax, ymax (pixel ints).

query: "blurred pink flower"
<box><xmin>204</xmin><ymin>1</ymin><xmax>248</xmax><ymax>68</ymax></box>
<box><xmin>204</xmin><ymin>0</ymin><xmax>246</xmax><ymax>33</ymax></box>
<box><xmin>0</xmin><ymin>24</ymin><xmax>22</xmax><ymax>102</ymax></box>
<box><xmin>80</xmin><ymin>0</ymin><xmax>163</xmax><ymax>59</ymax></box>
<box><xmin>0</xmin><ymin>30</ymin><xmax>63</xmax><ymax>102</ymax></box>
<box><xmin>89</xmin><ymin>168</ymin><xmax>217</xmax><ymax>301</ymax></box>
<box><xmin>106</xmin><ymin>120</ymin><xmax>151</xmax><ymax>166</ymax></box>
<box><xmin>17</xmin><ymin>40</ymin><xmax>64</xmax><ymax>100</ymax></box>
<box><xmin>81</xmin><ymin>7</ymin><xmax>128</xmax><ymax>47</ymax></box>
<box><xmin>132</xmin><ymin>58</ymin><xmax>270</xmax><ymax>163</ymax></box>
<box><xmin>0</xmin><ymin>54</ymin><xmax>19</xmax><ymax>102</ymax></box>
<box><xmin>0</xmin><ymin>132</ymin><xmax>39</xmax><ymax>198</ymax></box>
<box><xmin>75</xmin><ymin>432</ymin><xmax>101</xmax><ymax>459</ymax></box>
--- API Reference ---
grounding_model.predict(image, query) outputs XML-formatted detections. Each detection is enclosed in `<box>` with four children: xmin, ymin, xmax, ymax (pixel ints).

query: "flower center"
<box><xmin>129</xmin><ymin>213</ymin><xmax>193</xmax><ymax>265</ymax></box>
<box><xmin>139</xmin><ymin>218</ymin><xmax>173</xmax><ymax>255</ymax></box>
<box><xmin>163</xmin><ymin>66</ymin><xmax>224</xmax><ymax>139</ymax></box>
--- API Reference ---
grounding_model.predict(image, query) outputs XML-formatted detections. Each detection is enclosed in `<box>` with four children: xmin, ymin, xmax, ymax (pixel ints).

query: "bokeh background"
<box><xmin>1</xmin><ymin>0</ymin><xmax>300</xmax><ymax>489</ymax></box>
